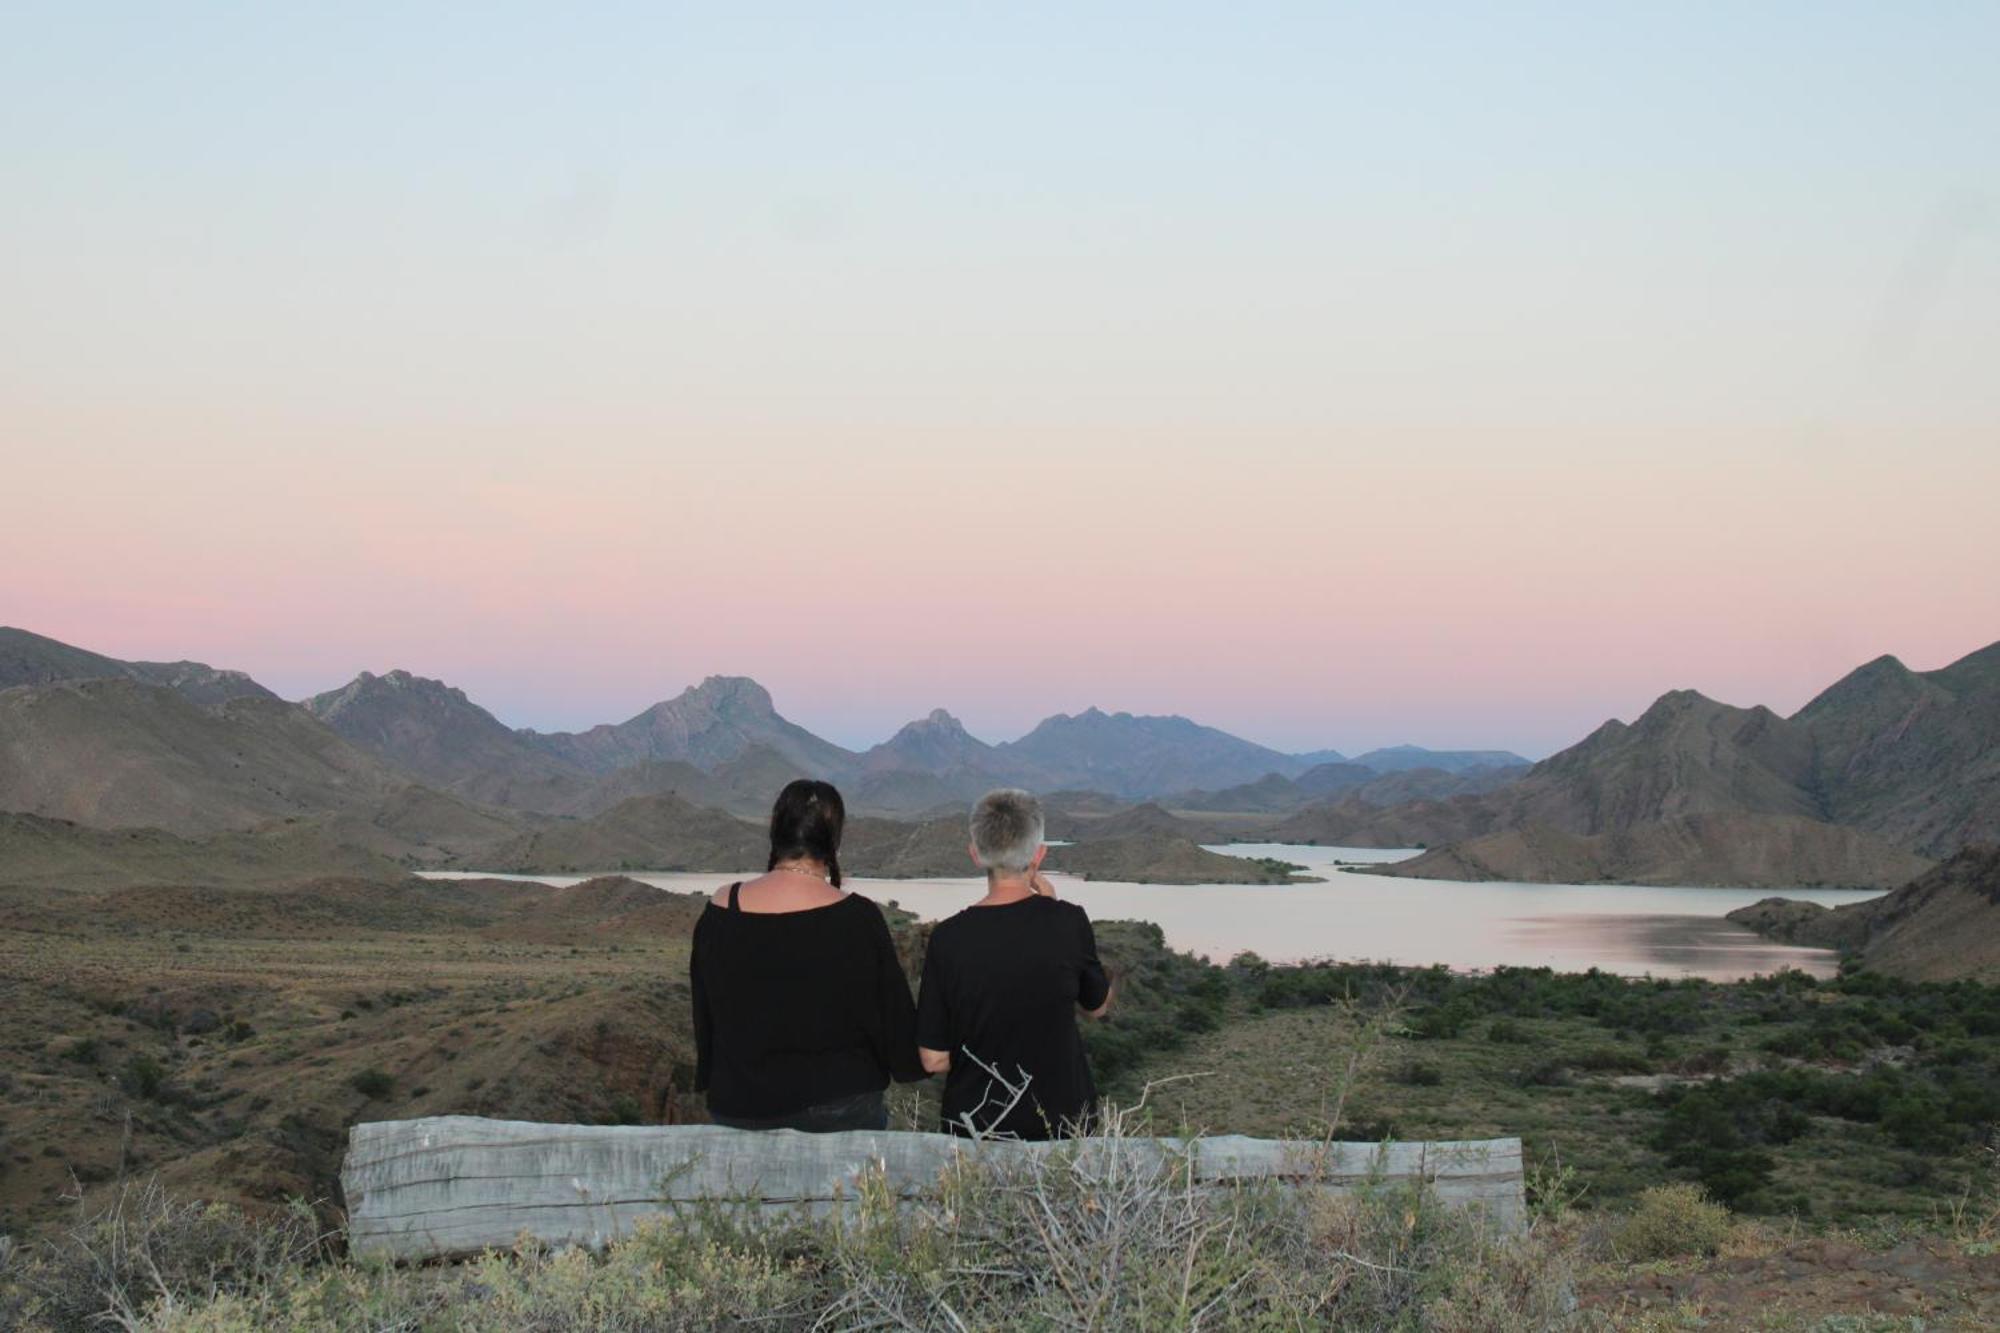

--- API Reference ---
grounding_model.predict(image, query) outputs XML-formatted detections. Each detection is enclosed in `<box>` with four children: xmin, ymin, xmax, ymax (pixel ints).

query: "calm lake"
<box><xmin>427</xmin><ymin>843</ymin><xmax>1885</xmax><ymax>981</ymax></box>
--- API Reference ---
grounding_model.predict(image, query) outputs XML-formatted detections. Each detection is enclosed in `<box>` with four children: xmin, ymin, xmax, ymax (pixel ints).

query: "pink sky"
<box><xmin>5</xmin><ymin>6</ymin><xmax>1996</xmax><ymax>756</ymax></box>
<box><xmin>7</xmin><ymin>408</ymin><xmax>1994</xmax><ymax>755</ymax></box>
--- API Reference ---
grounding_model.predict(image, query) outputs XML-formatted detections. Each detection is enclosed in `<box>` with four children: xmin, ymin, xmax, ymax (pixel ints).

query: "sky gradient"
<box><xmin>4</xmin><ymin>4</ymin><xmax>1996</xmax><ymax>755</ymax></box>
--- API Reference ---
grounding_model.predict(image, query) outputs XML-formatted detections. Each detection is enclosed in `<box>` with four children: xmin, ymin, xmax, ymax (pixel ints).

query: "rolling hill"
<box><xmin>0</xmin><ymin>678</ymin><xmax>519</xmax><ymax>862</ymax></box>
<box><xmin>1347</xmin><ymin>745</ymin><xmax>1531</xmax><ymax>774</ymax></box>
<box><xmin>1793</xmin><ymin>645</ymin><xmax>2000</xmax><ymax>856</ymax></box>
<box><xmin>0</xmin><ymin>625</ymin><xmax>278</xmax><ymax>707</ymax></box>
<box><xmin>1365</xmin><ymin>813</ymin><xmax>1930</xmax><ymax>889</ymax></box>
<box><xmin>0</xmin><ymin>812</ymin><xmax>405</xmax><ymax>889</ymax></box>
<box><xmin>1293</xmin><ymin>640</ymin><xmax>2000</xmax><ymax>886</ymax></box>
<box><xmin>1725</xmin><ymin>847</ymin><xmax>2000</xmax><ymax>980</ymax></box>
<box><xmin>484</xmin><ymin>794</ymin><xmax>765</xmax><ymax>874</ymax></box>
<box><xmin>305</xmin><ymin>669</ymin><xmax>593</xmax><ymax>810</ymax></box>
<box><xmin>994</xmin><ymin>707</ymin><xmax>1304</xmax><ymax>796</ymax></box>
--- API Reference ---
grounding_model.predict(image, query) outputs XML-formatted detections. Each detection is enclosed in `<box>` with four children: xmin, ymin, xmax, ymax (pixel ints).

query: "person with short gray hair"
<box><xmin>915</xmin><ymin>789</ymin><xmax>1115</xmax><ymax>1139</ymax></box>
<box><xmin>968</xmin><ymin>787</ymin><xmax>1046</xmax><ymax>877</ymax></box>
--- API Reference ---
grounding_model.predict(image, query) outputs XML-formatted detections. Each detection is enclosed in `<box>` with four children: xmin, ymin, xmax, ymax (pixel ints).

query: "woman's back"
<box><xmin>692</xmin><ymin>879</ymin><xmax>921</xmax><ymax>1124</ymax></box>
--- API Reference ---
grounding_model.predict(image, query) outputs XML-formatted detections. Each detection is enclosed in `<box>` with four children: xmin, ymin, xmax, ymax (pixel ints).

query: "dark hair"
<box><xmin>767</xmin><ymin>779</ymin><xmax>845</xmax><ymax>888</ymax></box>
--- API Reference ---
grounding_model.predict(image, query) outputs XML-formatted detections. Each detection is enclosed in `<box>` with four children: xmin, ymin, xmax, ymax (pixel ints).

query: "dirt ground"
<box><xmin>1579</xmin><ymin>1235</ymin><xmax>2000</xmax><ymax>1329</ymax></box>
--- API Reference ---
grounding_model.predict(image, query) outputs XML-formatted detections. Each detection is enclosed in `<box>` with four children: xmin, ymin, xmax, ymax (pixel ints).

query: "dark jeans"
<box><xmin>710</xmin><ymin>1089</ymin><xmax>888</xmax><ymax>1133</ymax></box>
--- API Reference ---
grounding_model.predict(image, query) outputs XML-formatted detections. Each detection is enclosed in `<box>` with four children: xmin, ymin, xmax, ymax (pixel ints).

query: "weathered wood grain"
<box><xmin>343</xmin><ymin>1116</ymin><xmax>1525</xmax><ymax>1261</ymax></box>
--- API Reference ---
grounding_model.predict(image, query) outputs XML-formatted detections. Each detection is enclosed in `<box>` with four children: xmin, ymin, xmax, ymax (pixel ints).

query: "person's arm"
<box><xmin>1083</xmin><ymin>971</ymin><xmax>1117</xmax><ymax>1020</ymax></box>
<box><xmin>1076</xmin><ymin>909</ymin><xmax>1115</xmax><ymax>1020</ymax></box>
<box><xmin>914</xmin><ymin>930</ymin><xmax>953</xmax><ymax>1076</ymax></box>
<box><xmin>867</xmin><ymin>905</ymin><xmax>927</xmax><ymax>1083</ymax></box>
<box><xmin>690</xmin><ymin>923</ymin><xmax>713</xmax><ymax>1092</ymax></box>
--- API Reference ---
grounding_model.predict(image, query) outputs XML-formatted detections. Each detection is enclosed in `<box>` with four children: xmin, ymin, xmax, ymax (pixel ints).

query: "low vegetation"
<box><xmin>1611</xmin><ymin>1184</ymin><xmax>1734</xmax><ymax>1262</ymax></box>
<box><xmin>2</xmin><ymin>1116</ymin><xmax>1582</xmax><ymax>1331</ymax></box>
<box><xmin>1110</xmin><ymin>954</ymin><xmax>2000</xmax><ymax>1221</ymax></box>
<box><xmin>8</xmin><ymin>874</ymin><xmax>2000</xmax><ymax>1325</ymax></box>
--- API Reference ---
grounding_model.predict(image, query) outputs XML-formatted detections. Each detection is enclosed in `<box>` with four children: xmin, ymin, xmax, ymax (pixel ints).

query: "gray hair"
<box><xmin>970</xmin><ymin>788</ymin><xmax>1045</xmax><ymax>874</ymax></box>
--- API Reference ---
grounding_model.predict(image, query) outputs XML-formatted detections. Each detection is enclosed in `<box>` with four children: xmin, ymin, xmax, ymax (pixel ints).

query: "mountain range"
<box><xmin>2</xmin><ymin>624</ymin><xmax>1993</xmax><ymax>891</ymax></box>
<box><xmin>0</xmin><ymin>626</ymin><xmax>277</xmax><ymax>708</ymax></box>
<box><xmin>1336</xmin><ymin>642</ymin><xmax>2000</xmax><ymax>887</ymax></box>
<box><xmin>2</xmin><ymin>629</ymin><xmax>1511</xmax><ymax>814</ymax></box>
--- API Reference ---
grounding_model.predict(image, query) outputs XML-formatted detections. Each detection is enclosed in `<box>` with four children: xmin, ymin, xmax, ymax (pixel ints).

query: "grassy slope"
<box><xmin>1115</xmin><ymin>962</ymin><xmax>2000</xmax><ymax>1222</ymax></box>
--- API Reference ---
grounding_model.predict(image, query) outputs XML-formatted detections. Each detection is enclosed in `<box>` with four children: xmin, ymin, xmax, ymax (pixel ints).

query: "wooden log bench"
<box><xmin>342</xmin><ymin>1116</ymin><xmax>1526</xmax><ymax>1262</ymax></box>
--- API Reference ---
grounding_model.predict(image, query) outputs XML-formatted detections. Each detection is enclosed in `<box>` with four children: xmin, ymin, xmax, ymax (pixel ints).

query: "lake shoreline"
<box><xmin>422</xmin><ymin>842</ymin><xmax>1883</xmax><ymax>981</ymax></box>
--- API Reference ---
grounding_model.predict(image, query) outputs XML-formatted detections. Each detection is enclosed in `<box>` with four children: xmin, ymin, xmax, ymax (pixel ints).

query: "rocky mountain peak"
<box><xmin>680</xmin><ymin>675</ymin><xmax>777</xmax><ymax>715</ymax></box>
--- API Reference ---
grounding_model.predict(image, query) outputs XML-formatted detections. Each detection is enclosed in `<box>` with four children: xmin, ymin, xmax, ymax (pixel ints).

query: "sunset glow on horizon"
<box><xmin>4</xmin><ymin>5</ymin><xmax>1996</xmax><ymax>756</ymax></box>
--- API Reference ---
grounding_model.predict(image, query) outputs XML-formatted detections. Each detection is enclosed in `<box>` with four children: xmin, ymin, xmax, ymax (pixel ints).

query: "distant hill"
<box><xmin>1047</xmin><ymin>837</ymin><xmax>1302</xmax><ymax>885</ymax></box>
<box><xmin>1070</xmin><ymin>801</ymin><xmax>1201</xmax><ymax>841</ymax></box>
<box><xmin>305</xmin><ymin>670</ymin><xmax>592</xmax><ymax>810</ymax></box>
<box><xmin>1170</xmin><ymin>772</ymin><xmax>1327</xmax><ymax>814</ymax></box>
<box><xmin>842</xmin><ymin>815</ymin><xmax>976</xmax><ymax>878</ymax></box>
<box><xmin>1265</xmin><ymin>792</ymin><xmax>1502</xmax><ymax>848</ymax></box>
<box><xmin>1340</xmin><ymin>764</ymin><xmax>1527</xmax><ymax>806</ymax></box>
<box><xmin>1290</xmin><ymin>747</ymin><xmax>1348</xmax><ymax>766</ymax></box>
<box><xmin>1792</xmin><ymin>645</ymin><xmax>2000</xmax><ymax>856</ymax></box>
<box><xmin>544</xmin><ymin>756</ymin><xmax>777</xmax><ymax>819</ymax></box>
<box><xmin>1511</xmin><ymin>690</ymin><xmax>1819</xmax><ymax>831</ymax></box>
<box><xmin>0</xmin><ymin>626</ymin><xmax>277</xmax><ymax>707</ymax></box>
<box><xmin>485</xmin><ymin>794</ymin><xmax>764</xmax><ymax>874</ymax></box>
<box><xmin>0</xmin><ymin>812</ymin><xmax>404</xmax><ymax>889</ymax></box>
<box><xmin>1173</xmin><ymin>761</ymin><xmax>1522</xmax><ymax>814</ymax></box>
<box><xmin>1726</xmin><ymin>847</ymin><xmax>2000</xmax><ymax>981</ymax></box>
<box><xmin>995</xmin><ymin>708</ymin><xmax>1303</xmax><ymax>796</ymax></box>
<box><xmin>520</xmin><ymin>676</ymin><xmax>859</xmax><ymax>778</ymax></box>
<box><xmin>1365</xmin><ymin>813</ymin><xmax>1930</xmax><ymax>889</ymax></box>
<box><xmin>1348</xmin><ymin>745</ymin><xmax>1532</xmax><ymax>774</ymax></box>
<box><xmin>847</xmin><ymin>766</ymin><xmax>999</xmax><ymax>815</ymax></box>
<box><xmin>464</xmin><ymin>795</ymin><xmax>1304</xmax><ymax>885</ymax></box>
<box><xmin>1281</xmin><ymin>688</ymin><xmax>1842</xmax><ymax>854</ymax></box>
<box><xmin>1275</xmin><ymin>640</ymin><xmax>2000</xmax><ymax>887</ymax></box>
<box><xmin>861</xmin><ymin>709</ymin><xmax>999</xmax><ymax>774</ymax></box>
<box><xmin>0</xmin><ymin>678</ymin><xmax>518</xmax><ymax>862</ymax></box>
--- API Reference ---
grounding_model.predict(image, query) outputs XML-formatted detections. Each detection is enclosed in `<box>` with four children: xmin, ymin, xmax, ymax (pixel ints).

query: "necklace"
<box><xmin>773</xmin><ymin>862</ymin><xmax>829</xmax><ymax>883</ymax></box>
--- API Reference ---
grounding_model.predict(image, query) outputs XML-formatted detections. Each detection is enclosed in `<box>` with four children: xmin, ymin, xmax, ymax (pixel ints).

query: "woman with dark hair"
<box><xmin>690</xmin><ymin>779</ymin><xmax>925</xmax><ymax>1131</ymax></box>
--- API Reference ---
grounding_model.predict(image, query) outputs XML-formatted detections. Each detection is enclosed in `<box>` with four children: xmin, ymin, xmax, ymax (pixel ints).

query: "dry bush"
<box><xmin>1612</xmin><ymin>1183</ymin><xmax>1734</xmax><ymax>1262</ymax></box>
<box><xmin>0</xmin><ymin>1127</ymin><xmax>1584</xmax><ymax>1331</ymax></box>
<box><xmin>1</xmin><ymin>1179</ymin><xmax>329</xmax><ymax>1331</ymax></box>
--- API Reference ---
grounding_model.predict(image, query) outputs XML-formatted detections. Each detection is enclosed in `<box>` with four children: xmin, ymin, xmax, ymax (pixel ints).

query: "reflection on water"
<box><xmin>1507</xmin><ymin>914</ymin><xmax>1848</xmax><ymax>980</ymax></box>
<box><xmin>424</xmin><ymin>841</ymin><xmax>1884</xmax><ymax>982</ymax></box>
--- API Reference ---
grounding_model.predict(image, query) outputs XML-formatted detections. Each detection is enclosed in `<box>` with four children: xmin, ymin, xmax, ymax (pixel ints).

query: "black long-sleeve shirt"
<box><xmin>916</xmin><ymin>896</ymin><xmax>1111</xmax><ymax>1139</ymax></box>
<box><xmin>690</xmin><ymin>890</ymin><xmax>924</xmax><ymax>1118</ymax></box>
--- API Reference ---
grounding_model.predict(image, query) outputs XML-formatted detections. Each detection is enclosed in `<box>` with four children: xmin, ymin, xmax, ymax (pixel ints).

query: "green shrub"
<box><xmin>1522</xmin><ymin>1059</ymin><xmax>1571</xmax><ymax>1088</ymax></box>
<box><xmin>1571</xmin><ymin>1044</ymin><xmax>1652</xmax><ymax>1074</ymax></box>
<box><xmin>1614</xmin><ymin>1182</ymin><xmax>1733</xmax><ymax>1261</ymax></box>
<box><xmin>349</xmin><ymin>1069</ymin><xmax>394</xmax><ymax>1099</ymax></box>
<box><xmin>120</xmin><ymin>1054</ymin><xmax>167</xmax><ymax>1100</ymax></box>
